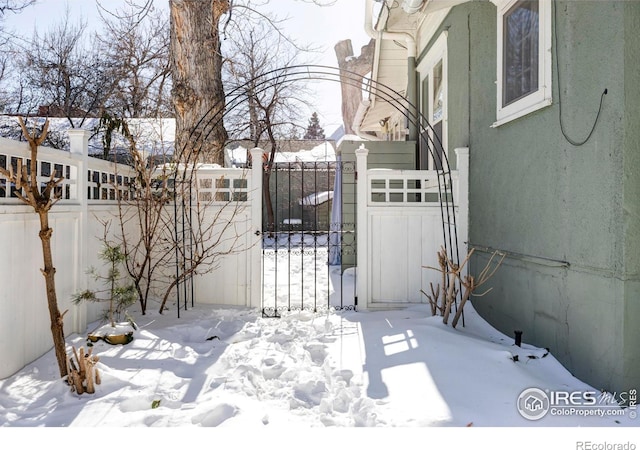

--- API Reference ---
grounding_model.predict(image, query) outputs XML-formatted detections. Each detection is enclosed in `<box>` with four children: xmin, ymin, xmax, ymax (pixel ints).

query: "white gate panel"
<box><xmin>194</xmin><ymin>210</ymin><xmax>252</xmax><ymax>307</ymax></box>
<box><xmin>369</xmin><ymin>210</ymin><xmax>445</xmax><ymax>304</ymax></box>
<box><xmin>355</xmin><ymin>146</ymin><xmax>469</xmax><ymax>311</ymax></box>
<box><xmin>371</xmin><ymin>214</ymin><xmax>412</xmax><ymax>302</ymax></box>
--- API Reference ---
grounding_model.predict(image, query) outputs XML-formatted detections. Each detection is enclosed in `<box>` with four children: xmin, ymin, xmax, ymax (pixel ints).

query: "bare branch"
<box><xmin>422</xmin><ymin>246</ymin><xmax>504</xmax><ymax>328</ymax></box>
<box><xmin>0</xmin><ymin>0</ymin><xmax>35</xmax><ymax>16</ymax></box>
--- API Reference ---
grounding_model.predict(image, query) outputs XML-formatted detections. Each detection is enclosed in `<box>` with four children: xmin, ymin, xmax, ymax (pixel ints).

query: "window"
<box><xmin>417</xmin><ymin>32</ymin><xmax>447</xmax><ymax>170</ymax></box>
<box><xmin>494</xmin><ymin>0</ymin><xmax>552</xmax><ymax>127</ymax></box>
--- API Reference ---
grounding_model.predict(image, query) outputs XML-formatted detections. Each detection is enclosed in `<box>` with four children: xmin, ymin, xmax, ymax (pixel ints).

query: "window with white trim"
<box><xmin>494</xmin><ymin>0</ymin><xmax>552</xmax><ymax>127</ymax></box>
<box><xmin>417</xmin><ymin>32</ymin><xmax>447</xmax><ymax>170</ymax></box>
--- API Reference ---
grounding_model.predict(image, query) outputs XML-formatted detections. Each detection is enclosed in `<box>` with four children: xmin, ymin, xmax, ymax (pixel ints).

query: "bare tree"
<box><xmin>0</xmin><ymin>40</ymin><xmax>13</xmax><ymax>111</ymax></box>
<box><xmin>0</xmin><ymin>117</ymin><xmax>68</xmax><ymax>378</ymax></box>
<box><xmin>96</xmin><ymin>115</ymin><xmax>174</xmax><ymax>315</ymax></box>
<box><xmin>334</xmin><ymin>38</ymin><xmax>375</xmax><ymax>135</ymax></box>
<box><xmin>223</xmin><ymin>19</ymin><xmax>314</xmax><ymax>234</ymax></box>
<box><xmin>0</xmin><ymin>0</ymin><xmax>34</xmax><ymax>15</ymax></box>
<box><xmin>12</xmin><ymin>9</ymin><xmax>114</xmax><ymax>126</ymax></box>
<box><xmin>170</xmin><ymin>0</ymin><xmax>229</xmax><ymax>165</ymax></box>
<box><xmin>0</xmin><ymin>1</ymin><xmax>35</xmax><ymax>111</ymax></box>
<box><xmin>156</xmin><ymin>168</ymin><xmax>251</xmax><ymax>314</ymax></box>
<box><xmin>99</xmin><ymin>114</ymin><xmax>249</xmax><ymax>315</ymax></box>
<box><xmin>97</xmin><ymin>0</ymin><xmax>172</xmax><ymax>119</ymax></box>
<box><xmin>169</xmin><ymin>0</ymin><xmax>339</xmax><ymax>165</ymax></box>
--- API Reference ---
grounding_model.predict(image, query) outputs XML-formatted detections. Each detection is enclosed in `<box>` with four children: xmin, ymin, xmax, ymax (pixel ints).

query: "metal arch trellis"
<box><xmin>170</xmin><ymin>64</ymin><xmax>463</xmax><ymax>323</ymax></box>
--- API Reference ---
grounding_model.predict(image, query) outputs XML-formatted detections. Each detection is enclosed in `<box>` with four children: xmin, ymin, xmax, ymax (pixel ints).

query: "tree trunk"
<box><xmin>38</xmin><ymin>210</ymin><xmax>68</xmax><ymax>378</ymax></box>
<box><xmin>263</xmin><ymin>172</ymin><xmax>275</xmax><ymax>237</ymax></box>
<box><xmin>263</xmin><ymin>115</ymin><xmax>280</xmax><ymax>238</ymax></box>
<box><xmin>9</xmin><ymin>118</ymin><xmax>69</xmax><ymax>379</ymax></box>
<box><xmin>170</xmin><ymin>0</ymin><xmax>229</xmax><ymax>164</ymax></box>
<box><xmin>334</xmin><ymin>39</ymin><xmax>375</xmax><ymax>135</ymax></box>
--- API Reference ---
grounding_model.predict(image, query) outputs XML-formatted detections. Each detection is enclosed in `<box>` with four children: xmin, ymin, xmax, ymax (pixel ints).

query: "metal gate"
<box><xmin>261</xmin><ymin>156</ymin><xmax>357</xmax><ymax>317</ymax></box>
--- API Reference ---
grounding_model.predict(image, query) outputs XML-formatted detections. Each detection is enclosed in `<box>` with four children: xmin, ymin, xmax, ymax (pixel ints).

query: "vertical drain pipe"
<box><xmin>364</xmin><ymin>0</ymin><xmax>420</xmax><ymax>142</ymax></box>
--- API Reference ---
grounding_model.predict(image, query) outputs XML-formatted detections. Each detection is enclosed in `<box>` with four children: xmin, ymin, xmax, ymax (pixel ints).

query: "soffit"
<box><xmin>360</xmin><ymin>0</ymin><xmax>469</xmax><ymax>133</ymax></box>
<box><xmin>361</xmin><ymin>38</ymin><xmax>408</xmax><ymax>132</ymax></box>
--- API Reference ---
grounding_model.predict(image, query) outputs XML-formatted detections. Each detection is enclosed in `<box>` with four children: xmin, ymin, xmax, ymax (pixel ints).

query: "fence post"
<box><xmin>68</xmin><ymin>129</ymin><xmax>90</xmax><ymax>334</ymax></box>
<box><xmin>249</xmin><ymin>148</ymin><xmax>264</xmax><ymax>310</ymax></box>
<box><xmin>454</xmin><ymin>147</ymin><xmax>469</xmax><ymax>276</ymax></box>
<box><xmin>355</xmin><ymin>145</ymin><xmax>369</xmax><ymax>310</ymax></box>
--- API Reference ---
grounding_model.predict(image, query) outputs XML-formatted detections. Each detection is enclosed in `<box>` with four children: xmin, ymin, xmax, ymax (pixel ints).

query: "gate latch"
<box><xmin>254</xmin><ymin>230</ymin><xmax>262</xmax><ymax>236</ymax></box>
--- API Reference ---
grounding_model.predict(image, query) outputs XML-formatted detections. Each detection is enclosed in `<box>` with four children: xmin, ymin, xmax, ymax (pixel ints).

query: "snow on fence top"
<box><xmin>225</xmin><ymin>141</ymin><xmax>336</xmax><ymax>168</ymax></box>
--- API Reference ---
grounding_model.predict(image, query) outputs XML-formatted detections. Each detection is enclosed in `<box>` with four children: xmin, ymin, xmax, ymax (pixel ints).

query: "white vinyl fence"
<box><xmin>0</xmin><ymin>129</ymin><xmax>468</xmax><ymax>379</ymax></box>
<box><xmin>190</xmin><ymin>156</ymin><xmax>262</xmax><ymax>309</ymax></box>
<box><xmin>0</xmin><ymin>136</ymin><xmax>264</xmax><ymax>380</ymax></box>
<box><xmin>0</xmin><ymin>130</ymin><xmax>138</xmax><ymax>379</ymax></box>
<box><xmin>355</xmin><ymin>146</ymin><xmax>469</xmax><ymax>310</ymax></box>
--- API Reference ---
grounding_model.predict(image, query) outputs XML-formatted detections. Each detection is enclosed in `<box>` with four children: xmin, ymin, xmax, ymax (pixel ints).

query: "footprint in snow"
<box><xmin>262</xmin><ymin>358</ymin><xmax>286</xmax><ymax>380</ymax></box>
<box><xmin>304</xmin><ymin>343</ymin><xmax>327</xmax><ymax>365</ymax></box>
<box><xmin>192</xmin><ymin>403</ymin><xmax>239</xmax><ymax>427</ymax></box>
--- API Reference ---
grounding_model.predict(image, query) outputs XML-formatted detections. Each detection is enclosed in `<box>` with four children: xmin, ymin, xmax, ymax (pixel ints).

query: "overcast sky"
<box><xmin>3</xmin><ymin>0</ymin><xmax>371</xmax><ymax>135</ymax></box>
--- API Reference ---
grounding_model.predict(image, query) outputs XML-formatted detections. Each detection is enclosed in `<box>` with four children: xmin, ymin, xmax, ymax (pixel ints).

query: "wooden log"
<box><xmin>67</xmin><ymin>346</ymin><xmax>100</xmax><ymax>395</ymax></box>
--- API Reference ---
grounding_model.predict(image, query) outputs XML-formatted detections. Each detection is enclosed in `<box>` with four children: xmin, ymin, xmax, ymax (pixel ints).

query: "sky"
<box><xmin>0</xmin><ymin>236</ymin><xmax>638</xmax><ymax>445</ymax></box>
<box><xmin>2</xmin><ymin>0</ymin><xmax>372</xmax><ymax>136</ymax></box>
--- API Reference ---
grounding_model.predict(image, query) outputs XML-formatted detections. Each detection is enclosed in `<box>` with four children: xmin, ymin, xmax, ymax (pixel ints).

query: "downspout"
<box><xmin>353</xmin><ymin>99</ymin><xmax>382</xmax><ymax>141</ymax></box>
<box><xmin>364</xmin><ymin>0</ymin><xmax>419</xmax><ymax>142</ymax></box>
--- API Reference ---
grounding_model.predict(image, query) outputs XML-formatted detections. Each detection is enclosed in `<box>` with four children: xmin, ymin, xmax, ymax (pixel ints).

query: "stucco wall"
<box><xmin>418</xmin><ymin>1</ymin><xmax>638</xmax><ymax>392</ymax></box>
<box><xmin>622</xmin><ymin>1</ymin><xmax>640</xmax><ymax>391</ymax></box>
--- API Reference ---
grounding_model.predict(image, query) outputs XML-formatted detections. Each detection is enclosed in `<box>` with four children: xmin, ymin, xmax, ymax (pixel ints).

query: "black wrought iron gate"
<box><xmin>261</xmin><ymin>156</ymin><xmax>357</xmax><ymax>317</ymax></box>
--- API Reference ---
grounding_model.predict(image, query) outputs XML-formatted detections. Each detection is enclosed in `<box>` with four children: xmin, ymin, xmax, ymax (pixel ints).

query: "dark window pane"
<box><xmin>503</xmin><ymin>0</ymin><xmax>539</xmax><ymax>107</ymax></box>
<box><xmin>41</xmin><ymin>162</ymin><xmax>51</xmax><ymax>177</ymax></box>
<box><xmin>11</xmin><ymin>157</ymin><xmax>20</xmax><ymax>173</ymax></box>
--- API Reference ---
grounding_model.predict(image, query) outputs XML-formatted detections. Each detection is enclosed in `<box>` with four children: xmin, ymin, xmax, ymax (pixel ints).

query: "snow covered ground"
<box><xmin>0</xmin><ymin>238</ymin><xmax>637</xmax><ymax>448</ymax></box>
<box><xmin>262</xmin><ymin>233</ymin><xmax>355</xmax><ymax>314</ymax></box>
